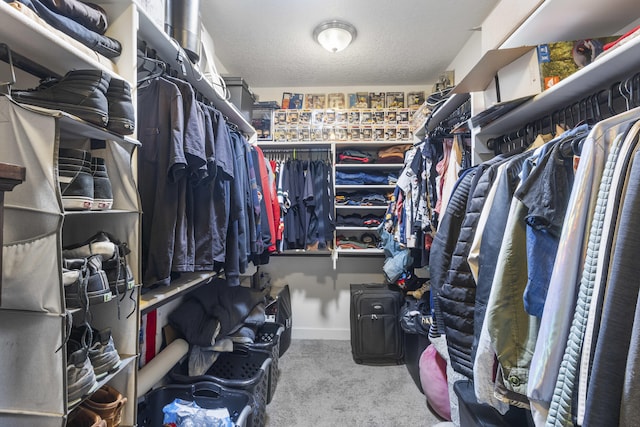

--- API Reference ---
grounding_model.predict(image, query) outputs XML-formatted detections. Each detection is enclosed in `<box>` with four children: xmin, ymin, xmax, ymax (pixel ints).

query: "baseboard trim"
<box><xmin>291</xmin><ymin>327</ymin><xmax>350</xmax><ymax>340</ymax></box>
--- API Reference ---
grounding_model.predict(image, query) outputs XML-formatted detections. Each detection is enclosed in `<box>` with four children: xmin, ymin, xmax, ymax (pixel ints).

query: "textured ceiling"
<box><xmin>200</xmin><ymin>0</ymin><xmax>500</xmax><ymax>89</ymax></box>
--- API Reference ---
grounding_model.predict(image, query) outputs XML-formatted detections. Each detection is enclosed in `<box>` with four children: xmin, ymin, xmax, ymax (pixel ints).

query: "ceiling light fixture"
<box><xmin>313</xmin><ymin>20</ymin><xmax>357</xmax><ymax>53</ymax></box>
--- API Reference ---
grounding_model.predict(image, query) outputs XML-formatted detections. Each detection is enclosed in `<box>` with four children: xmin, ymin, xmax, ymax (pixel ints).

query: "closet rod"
<box><xmin>488</xmin><ymin>70</ymin><xmax>640</xmax><ymax>155</ymax></box>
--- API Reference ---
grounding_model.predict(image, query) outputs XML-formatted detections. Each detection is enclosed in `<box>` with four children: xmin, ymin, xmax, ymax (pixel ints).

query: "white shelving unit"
<box><xmin>464</xmin><ymin>0</ymin><xmax>640</xmax><ymax>155</ymax></box>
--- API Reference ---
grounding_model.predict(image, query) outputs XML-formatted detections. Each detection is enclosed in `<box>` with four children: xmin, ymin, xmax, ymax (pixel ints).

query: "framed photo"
<box><xmin>407</xmin><ymin>91</ymin><xmax>425</xmax><ymax>108</ymax></box>
<box><xmin>305</xmin><ymin>94</ymin><xmax>326</xmax><ymax>109</ymax></box>
<box><xmin>281</xmin><ymin>92</ymin><xmax>291</xmax><ymax>109</ymax></box>
<box><xmin>328</xmin><ymin>93</ymin><xmax>346</xmax><ymax>109</ymax></box>
<box><xmin>369</xmin><ymin>92</ymin><xmax>385</xmax><ymax>109</ymax></box>
<box><xmin>289</xmin><ymin>93</ymin><xmax>304</xmax><ymax>109</ymax></box>
<box><xmin>355</xmin><ymin>92</ymin><xmax>370</xmax><ymax>108</ymax></box>
<box><xmin>386</xmin><ymin>92</ymin><xmax>405</xmax><ymax>108</ymax></box>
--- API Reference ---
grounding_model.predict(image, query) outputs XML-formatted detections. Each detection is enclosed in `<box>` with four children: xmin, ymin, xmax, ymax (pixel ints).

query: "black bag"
<box><xmin>350</xmin><ymin>283</ymin><xmax>404</xmax><ymax>365</ymax></box>
<box><xmin>265</xmin><ymin>284</ymin><xmax>292</xmax><ymax>356</ymax></box>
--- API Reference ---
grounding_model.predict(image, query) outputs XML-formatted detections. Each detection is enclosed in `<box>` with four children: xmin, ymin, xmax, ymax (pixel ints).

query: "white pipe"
<box><xmin>137</xmin><ymin>338</ymin><xmax>189</xmax><ymax>398</ymax></box>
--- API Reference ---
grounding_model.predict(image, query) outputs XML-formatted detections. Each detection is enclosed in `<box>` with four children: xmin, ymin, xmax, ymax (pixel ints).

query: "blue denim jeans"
<box><xmin>14</xmin><ymin>0</ymin><xmax>121</xmax><ymax>58</ymax></box>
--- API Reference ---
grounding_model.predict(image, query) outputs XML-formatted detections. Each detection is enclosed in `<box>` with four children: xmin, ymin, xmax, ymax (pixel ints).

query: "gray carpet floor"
<box><xmin>264</xmin><ymin>339</ymin><xmax>444</xmax><ymax>427</ymax></box>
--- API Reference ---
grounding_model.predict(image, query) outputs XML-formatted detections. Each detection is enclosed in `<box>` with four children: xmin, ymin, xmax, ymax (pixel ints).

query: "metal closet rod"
<box><xmin>488</xmin><ymin>70</ymin><xmax>640</xmax><ymax>155</ymax></box>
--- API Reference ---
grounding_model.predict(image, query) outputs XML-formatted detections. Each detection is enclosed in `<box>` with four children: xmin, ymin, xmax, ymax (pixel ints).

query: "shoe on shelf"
<box><xmin>63</xmin><ymin>255</ymin><xmax>113</xmax><ymax>307</ymax></box>
<box><xmin>71</xmin><ymin>325</ymin><xmax>121</xmax><ymax>380</ymax></box>
<box><xmin>68</xmin><ymin>405</ymin><xmax>107</xmax><ymax>427</ymax></box>
<box><xmin>91</xmin><ymin>157</ymin><xmax>113</xmax><ymax>210</ymax></box>
<box><xmin>63</xmin><ymin>232</ymin><xmax>134</xmax><ymax>294</ymax></box>
<box><xmin>58</xmin><ymin>148</ymin><xmax>94</xmax><ymax>211</ymax></box>
<box><xmin>11</xmin><ymin>69</ymin><xmax>111</xmax><ymax>127</ymax></box>
<box><xmin>66</xmin><ymin>337</ymin><xmax>97</xmax><ymax>406</ymax></box>
<box><xmin>82</xmin><ymin>384</ymin><xmax>127</xmax><ymax>427</ymax></box>
<box><xmin>106</xmin><ymin>78</ymin><xmax>135</xmax><ymax>136</ymax></box>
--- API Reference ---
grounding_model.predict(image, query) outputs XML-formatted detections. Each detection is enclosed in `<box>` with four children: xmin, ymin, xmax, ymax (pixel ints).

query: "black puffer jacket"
<box><xmin>429</xmin><ymin>167</ymin><xmax>477</xmax><ymax>336</ymax></box>
<box><xmin>438</xmin><ymin>155</ymin><xmax>506</xmax><ymax>378</ymax></box>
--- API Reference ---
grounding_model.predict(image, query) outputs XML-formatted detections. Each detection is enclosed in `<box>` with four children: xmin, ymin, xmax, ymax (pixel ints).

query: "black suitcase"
<box><xmin>350</xmin><ymin>283</ymin><xmax>404</xmax><ymax>365</ymax></box>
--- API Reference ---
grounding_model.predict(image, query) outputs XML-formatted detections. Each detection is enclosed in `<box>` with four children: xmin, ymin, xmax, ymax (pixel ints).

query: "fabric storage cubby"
<box><xmin>248</xmin><ymin>322</ymin><xmax>284</xmax><ymax>404</ymax></box>
<box><xmin>137</xmin><ymin>381</ymin><xmax>253</xmax><ymax>427</ymax></box>
<box><xmin>169</xmin><ymin>346</ymin><xmax>272</xmax><ymax>427</ymax></box>
<box><xmin>0</xmin><ymin>94</ymin><xmax>141</xmax><ymax>425</ymax></box>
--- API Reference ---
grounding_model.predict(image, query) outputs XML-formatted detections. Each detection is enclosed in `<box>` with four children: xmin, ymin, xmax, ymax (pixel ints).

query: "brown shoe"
<box><xmin>82</xmin><ymin>385</ymin><xmax>127</xmax><ymax>427</ymax></box>
<box><xmin>68</xmin><ymin>406</ymin><xmax>107</xmax><ymax>427</ymax></box>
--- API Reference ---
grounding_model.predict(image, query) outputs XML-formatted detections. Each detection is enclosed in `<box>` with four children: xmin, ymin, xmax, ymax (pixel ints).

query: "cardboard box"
<box><xmin>537</xmin><ymin>37</ymin><xmax>618</xmax><ymax>91</ymax></box>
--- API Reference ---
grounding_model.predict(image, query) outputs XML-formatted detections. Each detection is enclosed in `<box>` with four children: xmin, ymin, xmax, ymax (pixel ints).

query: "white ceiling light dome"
<box><xmin>313</xmin><ymin>20</ymin><xmax>357</xmax><ymax>53</ymax></box>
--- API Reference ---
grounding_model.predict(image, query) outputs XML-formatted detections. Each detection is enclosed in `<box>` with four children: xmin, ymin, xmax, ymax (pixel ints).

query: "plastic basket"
<box><xmin>248</xmin><ymin>322</ymin><xmax>284</xmax><ymax>404</ymax></box>
<box><xmin>170</xmin><ymin>345</ymin><xmax>271</xmax><ymax>427</ymax></box>
<box><xmin>137</xmin><ymin>381</ymin><xmax>253</xmax><ymax>427</ymax></box>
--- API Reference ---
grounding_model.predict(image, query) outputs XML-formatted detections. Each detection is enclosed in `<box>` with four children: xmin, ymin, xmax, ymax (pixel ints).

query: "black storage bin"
<box><xmin>248</xmin><ymin>322</ymin><xmax>284</xmax><ymax>404</ymax></box>
<box><xmin>137</xmin><ymin>381</ymin><xmax>253</xmax><ymax>427</ymax></box>
<box><xmin>223</xmin><ymin>77</ymin><xmax>256</xmax><ymax>121</ymax></box>
<box><xmin>170</xmin><ymin>345</ymin><xmax>271</xmax><ymax>427</ymax></box>
<box><xmin>404</xmin><ymin>332</ymin><xmax>430</xmax><ymax>393</ymax></box>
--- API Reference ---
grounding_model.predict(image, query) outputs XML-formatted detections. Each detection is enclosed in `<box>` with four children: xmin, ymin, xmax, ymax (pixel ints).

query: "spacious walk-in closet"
<box><xmin>1</xmin><ymin>0</ymin><xmax>639</xmax><ymax>426</ymax></box>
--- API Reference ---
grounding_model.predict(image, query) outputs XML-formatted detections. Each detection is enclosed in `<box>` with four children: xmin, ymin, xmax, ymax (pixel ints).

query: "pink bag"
<box><xmin>419</xmin><ymin>344</ymin><xmax>451</xmax><ymax>420</ymax></box>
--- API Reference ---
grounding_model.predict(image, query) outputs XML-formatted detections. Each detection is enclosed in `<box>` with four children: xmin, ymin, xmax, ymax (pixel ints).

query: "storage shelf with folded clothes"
<box><xmin>335</xmin><ymin>163</ymin><xmax>404</xmax><ymax>170</ymax></box>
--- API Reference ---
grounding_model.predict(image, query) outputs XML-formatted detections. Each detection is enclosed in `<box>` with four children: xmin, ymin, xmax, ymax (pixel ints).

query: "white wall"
<box><xmin>260</xmin><ymin>255</ymin><xmax>386</xmax><ymax>340</ymax></box>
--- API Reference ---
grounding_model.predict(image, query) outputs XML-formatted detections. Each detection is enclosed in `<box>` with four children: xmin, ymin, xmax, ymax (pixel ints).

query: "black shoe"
<box><xmin>12</xmin><ymin>70</ymin><xmax>110</xmax><ymax>127</ymax></box>
<box><xmin>91</xmin><ymin>157</ymin><xmax>113</xmax><ymax>210</ymax></box>
<box><xmin>106</xmin><ymin>77</ymin><xmax>135</xmax><ymax>135</ymax></box>
<box><xmin>66</xmin><ymin>337</ymin><xmax>97</xmax><ymax>406</ymax></box>
<box><xmin>59</xmin><ymin>148</ymin><xmax>94</xmax><ymax>210</ymax></box>
<box><xmin>63</xmin><ymin>255</ymin><xmax>113</xmax><ymax>306</ymax></box>
<box><xmin>64</xmin><ymin>232</ymin><xmax>134</xmax><ymax>294</ymax></box>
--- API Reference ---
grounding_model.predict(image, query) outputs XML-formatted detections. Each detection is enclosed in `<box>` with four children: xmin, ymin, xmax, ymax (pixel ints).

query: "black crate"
<box><xmin>170</xmin><ymin>345</ymin><xmax>271</xmax><ymax>427</ymax></box>
<box><xmin>248</xmin><ymin>322</ymin><xmax>284</xmax><ymax>404</ymax></box>
<box><xmin>137</xmin><ymin>381</ymin><xmax>253</xmax><ymax>427</ymax></box>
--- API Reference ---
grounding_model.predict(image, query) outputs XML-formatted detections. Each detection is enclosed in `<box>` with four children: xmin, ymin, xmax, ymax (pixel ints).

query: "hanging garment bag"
<box><xmin>350</xmin><ymin>283</ymin><xmax>404</xmax><ymax>365</ymax></box>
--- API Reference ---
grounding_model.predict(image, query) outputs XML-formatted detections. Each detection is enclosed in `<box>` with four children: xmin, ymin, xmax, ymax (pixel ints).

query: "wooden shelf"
<box><xmin>140</xmin><ymin>272</ymin><xmax>218</xmax><ymax>314</ymax></box>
